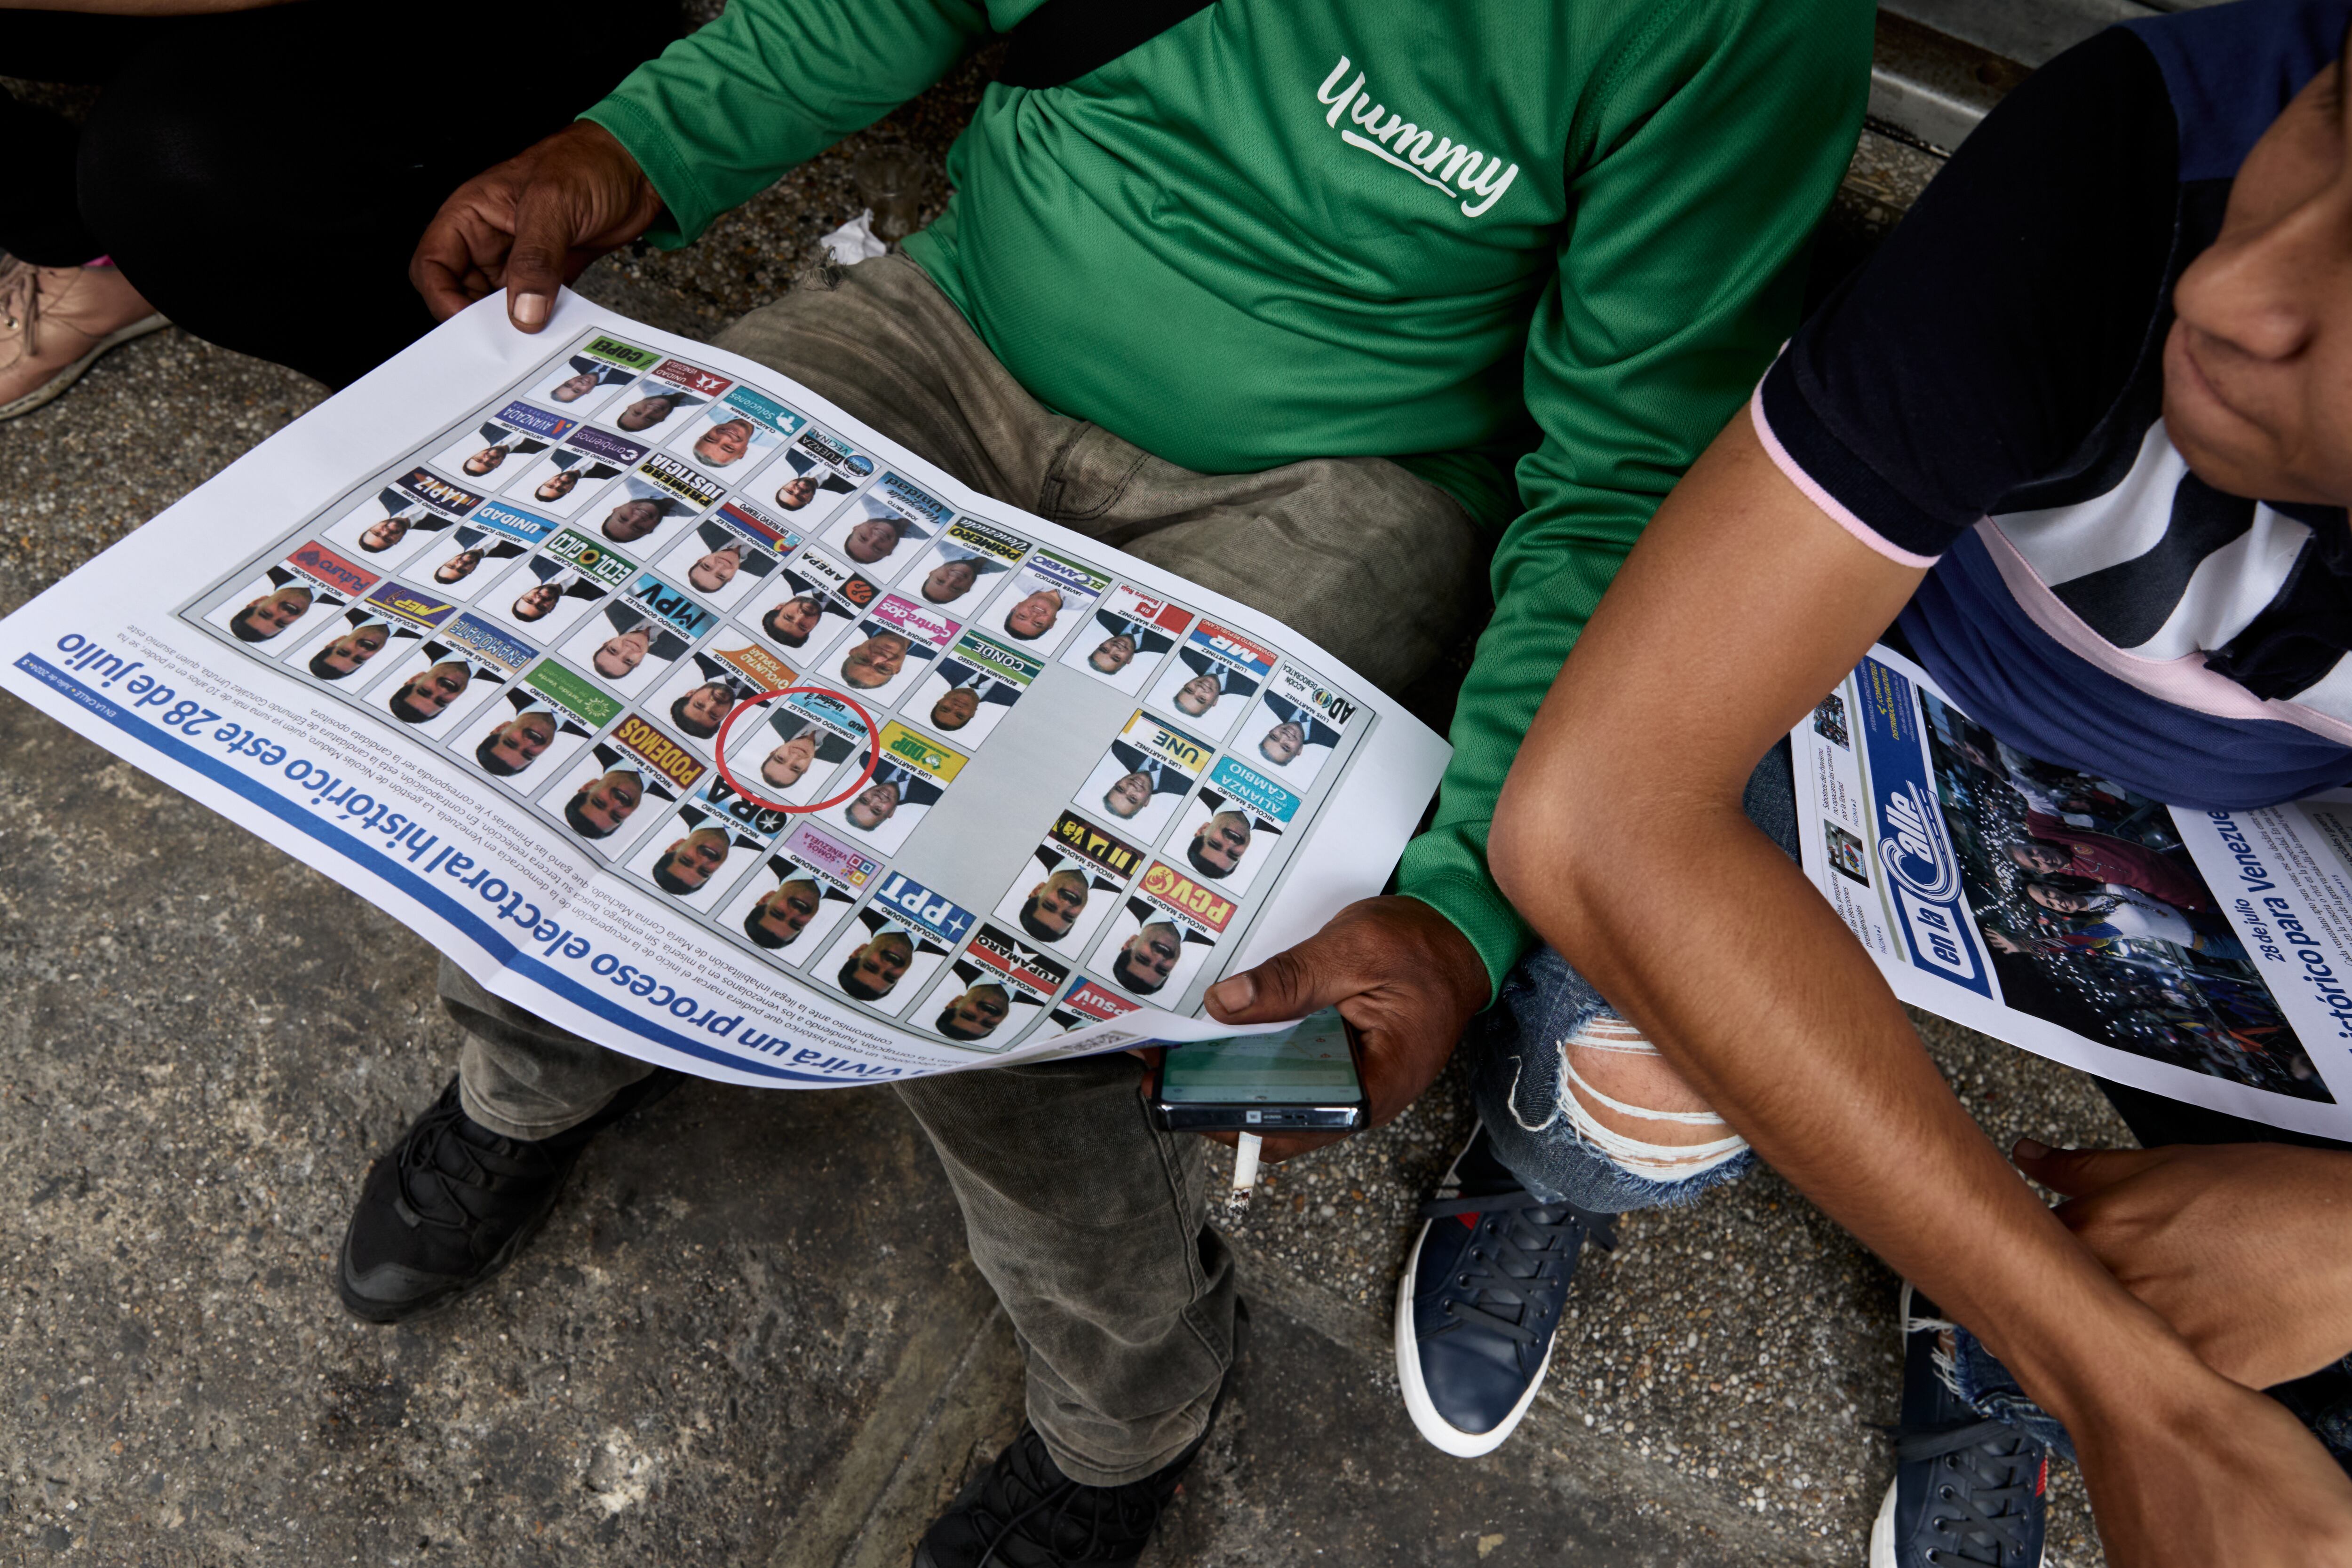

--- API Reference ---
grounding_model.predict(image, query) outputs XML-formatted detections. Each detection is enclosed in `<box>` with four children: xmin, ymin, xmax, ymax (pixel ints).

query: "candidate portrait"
<box><xmin>475</xmin><ymin>710</ymin><xmax>557</xmax><ymax>777</ymax></box>
<box><xmin>1111</xmin><ymin>921</ymin><xmax>1182</xmax><ymax>996</ymax></box>
<box><xmin>935</xmin><ymin>982</ymin><xmax>1010</xmax><ymax>1042</ymax></box>
<box><xmin>388</xmin><ymin>660</ymin><xmax>471</xmax><ymax>724</ymax></box>
<box><xmin>307</xmin><ymin>622</ymin><xmax>389</xmax><ymax>679</ymax></box>
<box><xmin>563</xmin><ymin>769</ymin><xmax>644</xmax><ymax>839</ymax></box>
<box><xmin>838</xmin><ymin>631</ymin><xmax>910</xmax><ymax>690</ymax></box>
<box><xmin>230</xmin><ymin>584</ymin><xmax>313</xmax><ymax>642</ymax></box>
<box><xmin>837</xmin><ymin>930</ymin><xmax>914</xmax><ymax>1000</ymax></box>
<box><xmin>650</xmin><ymin>825</ymin><xmax>732</xmax><ymax>895</ymax></box>
<box><xmin>1184</xmin><ymin>810</ymin><xmax>1252</xmax><ymax>880</ymax></box>
<box><xmin>742</xmin><ymin>877</ymin><xmax>823</xmax><ymax>949</ymax></box>
<box><xmin>1017</xmin><ymin>869</ymin><xmax>1090</xmax><ymax>942</ymax></box>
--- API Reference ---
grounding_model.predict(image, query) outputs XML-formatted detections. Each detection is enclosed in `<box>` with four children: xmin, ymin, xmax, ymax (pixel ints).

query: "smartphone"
<box><xmin>1146</xmin><ymin>1008</ymin><xmax>1368</xmax><ymax>1133</ymax></box>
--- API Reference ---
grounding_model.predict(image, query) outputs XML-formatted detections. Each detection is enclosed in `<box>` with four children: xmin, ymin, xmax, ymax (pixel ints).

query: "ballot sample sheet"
<box><xmin>1796</xmin><ymin>644</ymin><xmax>2352</xmax><ymax>1138</ymax></box>
<box><xmin>0</xmin><ymin>293</ymin><xmax>1448</xmax><ymax>1088</ymax></box>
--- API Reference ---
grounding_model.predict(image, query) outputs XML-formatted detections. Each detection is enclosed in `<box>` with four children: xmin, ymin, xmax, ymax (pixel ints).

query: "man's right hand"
<box><xmin>410</xmin><ymin>121</ymin><xmax>667</xmax><ymax>332</ymax></box>
<box><xmin>1199</xmin><ymin>895</ymin><xmax>1488</xmax><ymax>1163</ymax></box>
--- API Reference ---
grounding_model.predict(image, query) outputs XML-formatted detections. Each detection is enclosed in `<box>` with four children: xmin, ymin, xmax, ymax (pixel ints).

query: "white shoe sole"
<box><xmin>1391</xmin><ymin>1128</ymin><xmax>1556</xmax><ymax>1459</ymax></box>
<box><xmin>0</xmin><ymin>311</ymin><xmax>171</xmax><ymax>422</ymax></box>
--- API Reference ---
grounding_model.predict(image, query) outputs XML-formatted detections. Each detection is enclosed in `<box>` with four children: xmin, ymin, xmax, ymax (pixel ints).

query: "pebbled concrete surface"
<box><xmin>0</xmin><ymin>45</ymin><xmax>2135</xmax><ymax>1568</ymax></box>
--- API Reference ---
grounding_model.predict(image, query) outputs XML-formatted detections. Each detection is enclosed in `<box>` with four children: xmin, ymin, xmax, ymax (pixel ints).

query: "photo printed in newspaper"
<box><xmin>1795</xmin><ymin>643</ymin><xmax>2352</xmax><ymax>1138</ymax></box>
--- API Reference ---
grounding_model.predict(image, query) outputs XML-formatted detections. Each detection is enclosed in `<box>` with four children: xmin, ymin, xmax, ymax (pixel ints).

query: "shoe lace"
<box><xmin>0</xmin><ymin>257</ymin><xmax>42</xmax><ymax>364</ymax></box>
<box><xmin>392</xmin><ymin>1098</ymin><xmax>560</xmax><ymax>1238</ymax></box>
<box><xmin>1414</xmin><ymin>1188</ymin><xmax>1615</xmax><ymax>1346</ymax></box>
<box><xmin>1896</xmin><ymin>1417</ymin><xmax>2039</xmax><ymax>1565</ymax></box>
<box><xmin>972</xmin><ymin>1429</ymin><xmax>1170</xmax><ymax>1567</ymax></box>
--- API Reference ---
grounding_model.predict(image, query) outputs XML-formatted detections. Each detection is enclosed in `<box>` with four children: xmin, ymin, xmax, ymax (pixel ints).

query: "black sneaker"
<box><xmin>1396</xmin><ymin>1122</ymin><xmax>1616</xmax><ymax>1456</ymax></box>
<box><xmin>912</xmin><ymin>1402</ymin><xmax>1218</xmax><ymax>1568</ymax></box>
<box><xmin>1870</xmin><ymin>1283</ymin><xmax>2047</xmax><ymax>1567</ymax></box>
<box><xmin>336</xmin><ymin>1070</ymin><xmax>680</xmax><ymax>1323</ymax></box>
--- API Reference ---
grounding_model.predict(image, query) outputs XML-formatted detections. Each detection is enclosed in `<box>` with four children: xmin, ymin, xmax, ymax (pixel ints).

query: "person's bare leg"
<box><xmin>0</xmin><ymin>260</ymin><xmax>165</xmax><ymax>413</ymax></box>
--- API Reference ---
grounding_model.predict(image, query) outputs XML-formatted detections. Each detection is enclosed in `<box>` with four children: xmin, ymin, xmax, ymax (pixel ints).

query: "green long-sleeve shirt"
<box><xmin>586</xmin><ymin>0</ymin><xmax>1870</xmax><ymax>995</ymax></box>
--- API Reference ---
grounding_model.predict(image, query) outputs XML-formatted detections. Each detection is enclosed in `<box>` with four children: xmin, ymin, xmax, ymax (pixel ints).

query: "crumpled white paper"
<box><xmin>818</xmin><ymin>209</ymin><xmax>889</xmax><ymax>266</ymax></box>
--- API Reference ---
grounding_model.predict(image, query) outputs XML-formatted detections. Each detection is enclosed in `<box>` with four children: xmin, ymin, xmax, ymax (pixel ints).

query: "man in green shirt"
<box><xmin>360</xmin><ymin>3</ymin><xmax>1868</xmax><ymax>1560</ymax></box>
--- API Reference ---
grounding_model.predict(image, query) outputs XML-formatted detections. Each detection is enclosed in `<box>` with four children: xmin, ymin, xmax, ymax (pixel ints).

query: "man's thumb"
<box><xmin>2012</xmin><ymin>1140</ymin><xmax>2159</xmax><ymax>1198</ymax></box>
<box><xmin>1205</xmin><ymin>944</ymin><xmax>1338</xmax><ymax>1025</ymax></box>
<box><xmin>503</xmin><ymin>184</ymin><xmax>572</xmax><ymax>332</ymax></box>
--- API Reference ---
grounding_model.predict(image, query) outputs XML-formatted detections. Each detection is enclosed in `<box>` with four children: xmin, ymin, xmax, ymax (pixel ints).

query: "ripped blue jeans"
<box><xmin>1464</xmin><ymin>741</ymin><xmax>1796</xmax><ymax>1214</ymax></box>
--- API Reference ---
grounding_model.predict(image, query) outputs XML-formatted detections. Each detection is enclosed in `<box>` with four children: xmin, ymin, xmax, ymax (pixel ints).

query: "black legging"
<box><xmin>0</xmin><ymin>0</ymin><xmax>681</xmax><ymax>387</ymax></box>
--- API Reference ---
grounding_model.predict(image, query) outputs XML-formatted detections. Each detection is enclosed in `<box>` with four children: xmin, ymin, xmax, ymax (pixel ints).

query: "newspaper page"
<box><xmin>0</xmin><ymin>293</ymin><xmax>1448</xmax><ymax>1089</ymax></box>
<box><xmin>1795</xmin><ymin>643</ymin><xmax>2352</xmax><ymax>1139</ymax></box>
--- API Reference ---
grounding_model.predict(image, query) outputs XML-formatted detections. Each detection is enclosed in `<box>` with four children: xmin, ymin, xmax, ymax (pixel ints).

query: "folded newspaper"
<box><xmin>1797</xmin><ymin>644</ymin><xmax>2352</xmax><ymax>1139</ymax></box>
<box><xmin>0</xmin><ymin>294</ymin><xmax>1446</xmax><ymax>1087</ymax></box>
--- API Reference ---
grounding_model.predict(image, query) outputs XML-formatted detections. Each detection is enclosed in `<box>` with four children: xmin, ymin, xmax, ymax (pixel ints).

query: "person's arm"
<box><xmin>1204</xmin><ymin>0</ymin><xmax>1874</xmax><ymax>1140</ymax></box>
<box><xmin>577</xmin><ymin>0</ymin><xmax>990</xmax><ymax>248</ymax></box>
<box><xmin>412</xmin><ymin>0</ymin><xmax>990</xmax><ymax>328</ymax></box>
<box><xmin>1492</xmin><ymin>412</ymin><xmax>2352</xmax><ymax>1565</ymax></box>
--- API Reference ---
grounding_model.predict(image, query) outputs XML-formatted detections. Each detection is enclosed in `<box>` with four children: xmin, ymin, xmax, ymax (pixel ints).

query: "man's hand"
<box><xmin>1196</xmin><ymin>895</ymin><xmax>1487</xmax><ymax>1161</ymax></box>
<box><xmin>2067</xmin><ymin>1367</ymin><xmax>2352</xmax><ymax>1567</ymax></box>
<box><xmin>410</xmin><ymin>122</ymin><xmax>666</xmax><ymax>331</ymax></box>
<box><xmin>2015</xmin><ymin>1140</ymin><xmax>2352</xmax><ymax>1390</ymax></box>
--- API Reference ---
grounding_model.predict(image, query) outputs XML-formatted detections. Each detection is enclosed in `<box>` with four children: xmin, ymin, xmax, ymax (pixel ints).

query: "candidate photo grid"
<box><xmin>1920</xmin><ymin>691</ymin><xmax>2327</xmax><ymax>1103</ymax></box>
<box><xmin>172</xmin><ymin>326</ymin><xmax>1384</xmax><ymax>1047</ymax></box>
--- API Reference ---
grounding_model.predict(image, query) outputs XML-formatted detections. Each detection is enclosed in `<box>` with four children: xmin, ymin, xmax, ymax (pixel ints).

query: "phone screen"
<box><xmin>1160</xmin><ymin>1010</ymin><xmax>1361</xmax><ymax>1103</ymax></box>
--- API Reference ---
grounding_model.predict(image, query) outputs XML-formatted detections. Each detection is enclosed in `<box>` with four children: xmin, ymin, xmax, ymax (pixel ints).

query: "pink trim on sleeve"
<box><xmin>1748</xmin><ymin>385</ymin><xmax>1940</xmax><ymax>570</ymax></box>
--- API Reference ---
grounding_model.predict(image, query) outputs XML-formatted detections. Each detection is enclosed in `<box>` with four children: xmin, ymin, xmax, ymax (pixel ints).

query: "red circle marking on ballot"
<box><xmin>711</xmin><ymin>686</ymin><xmax>882</xmax><ymax>816</ymax></box>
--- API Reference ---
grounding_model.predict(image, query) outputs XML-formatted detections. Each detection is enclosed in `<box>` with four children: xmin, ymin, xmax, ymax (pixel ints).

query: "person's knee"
<box><xmin>75</xmin><ymin>72</ymin><xmax>241</xmax><ymax>255</ymax></box>
<box><xmin>1558</xmin><ymin>1015</ymin><xmax>1750</xmax><ymax>1182</ymax></box>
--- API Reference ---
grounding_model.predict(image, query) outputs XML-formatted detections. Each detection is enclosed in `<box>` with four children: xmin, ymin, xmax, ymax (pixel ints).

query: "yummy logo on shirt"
<box><xmin>1315</xmin><ymin>55</ymin><xmax>1519</xmax><ymax>219</ymax></box>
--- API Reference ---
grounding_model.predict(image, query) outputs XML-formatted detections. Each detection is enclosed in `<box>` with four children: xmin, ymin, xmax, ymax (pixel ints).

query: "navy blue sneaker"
<box><xmin>1396</xmin><ymin>1122</ymin><xmax>1616</xmax><ymax>1456</ymax></box>
<box><xmin>1871</xmin><ymin>1283</ymin><xmax>2047</xmax><ymax>1567</ymax></box>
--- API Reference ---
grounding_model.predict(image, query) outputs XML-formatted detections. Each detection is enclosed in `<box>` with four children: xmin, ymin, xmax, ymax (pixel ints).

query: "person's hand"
<box><xmin>410</xmin><ymin>121</ymin><xmax>666</xmax><ymax>331</ymax></box>
<box><xmin>2015</xmin><ymin>1140</ymin><xmax>2352</xmax><ymax>1389</ymax></box>
<box><xmin>1981</xmin><ymin>926</ymin><xmax>2025</xmax><ymax>954</ymax></box>
<box><xmin>1195</xmin><ymin>895</ymin><xmax>1488</xmax><ymax>1161</ymax></box>
<box><xmin>2066</xmin><ymin>1363</ymin><xmax>2352</xmax><ymax>1567</ymax></box>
